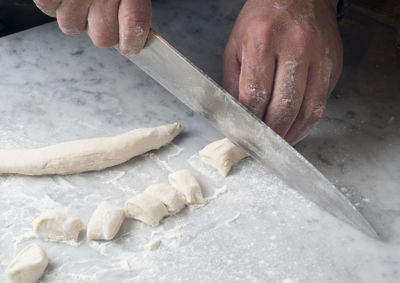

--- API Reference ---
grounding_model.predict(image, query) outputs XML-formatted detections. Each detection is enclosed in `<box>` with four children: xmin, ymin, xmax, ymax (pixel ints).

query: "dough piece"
<box><xmin>144</xmin><ymin>184</ymin><xmax>186</xmax><ymax>215</ymax></box>
<box><xmin>199</xmin><ymin>138</ymin><xmax>248</xmax><ymax>176</ymax></box>
<box><xmin>125</xmin><ymin>194</ymin><xmax>169</xmax><ymax>226</ymax></box>
<box><xmin>6</xmin><ymin>244</ymin><xmax>48</xmax><ymax>283</ymax></box>
<box><xmin>33</xmin><ymin>211</ymin><xmax>84</xmax><ymax>242</ymax></box>
<box><xmin>0</xmin><ymin>123</ymin><xmax>181</xmax><ymax>175</ymax></box>
<box><xmin>168</xmin><ymin>170</ymin><xmax>205</xmax><ymax>205</ymax></box>
<box><xmin>87</xmin><ymin>202</ymin><xmax>125</xmax><ymax>241</ymax></box>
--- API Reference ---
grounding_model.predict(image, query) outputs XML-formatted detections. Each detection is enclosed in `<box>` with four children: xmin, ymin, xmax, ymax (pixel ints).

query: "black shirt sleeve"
<box><xmin>337</xmin><ymin>0</ymin><xmax>353</xmax><ymax>20</ymax></box>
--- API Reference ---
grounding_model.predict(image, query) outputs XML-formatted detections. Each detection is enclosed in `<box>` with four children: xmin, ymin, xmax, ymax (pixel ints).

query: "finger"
<box><xmin>87</xmin><ymin>0</ymin><xmax>120</xmax><ymax>48</ymax></box>
<box><xmin>263</xmin><ymin>58</ymin><xmax>309</xmax><ymax>138</ymax></box>
<box><xmin>33</xmin><ymin>0</ymin><xmax>61</xmax><ymax>17</ymax></box>
<box><xmin>222</xmin><ymin>39</ymin><xmax>241</xmax><ymax>99</ymax></box>
<box><xmin>118</xmin><ymin>0</ymin><xmax>151</xmax><ymax>55</ymax></box>
<box><xmin>285</xmin><ymin>61</ymin><xmax>330</xmax><ymax>145</ymax></box>
<box><xmin>238</xmin><ymin>23</ymin><xmax>276</xmax><ymax>119</ymax></box>
<box><xmin>56</xmin><ymin>0</ymin><xmax>91</xmax><ymax>35</ymax></box>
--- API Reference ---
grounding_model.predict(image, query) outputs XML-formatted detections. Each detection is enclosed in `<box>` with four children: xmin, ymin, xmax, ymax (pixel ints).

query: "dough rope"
<box><xmin>0</xmin><ymin>123</ymin><xmax>181</xmax><ymax>175</ymax></box>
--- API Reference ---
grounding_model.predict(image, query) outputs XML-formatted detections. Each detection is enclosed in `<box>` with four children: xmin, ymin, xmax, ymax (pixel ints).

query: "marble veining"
<box><xmin>0</xmin><ymin>1</ymin><xmax>399</xmax><ymax>282</ymax></box>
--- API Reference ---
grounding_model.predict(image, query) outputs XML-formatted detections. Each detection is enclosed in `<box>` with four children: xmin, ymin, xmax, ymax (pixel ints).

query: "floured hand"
<box><xmin>33</xmin><ymin>0</ymin><xmax>151</xmax><ymax>55</ymax></box>
<box><xmin>223</xmin><ymin>0</ymin><xmax>343</xmax><ymax>145</ymax></box>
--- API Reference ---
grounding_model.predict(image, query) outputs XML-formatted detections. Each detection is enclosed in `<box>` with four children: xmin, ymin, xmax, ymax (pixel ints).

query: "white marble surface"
<box><xmin>0</xmin><ymin>1</ymin><xmax>399</xmax><ymax>282</ymax></box>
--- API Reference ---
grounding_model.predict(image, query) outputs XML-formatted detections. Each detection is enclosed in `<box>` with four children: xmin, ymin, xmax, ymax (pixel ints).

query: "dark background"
<box><xmin>0</xmin><ymin>0</ymin><xmax>399</xmax><ymax>46</ymax></box>
<box><xmin>0</xmin><ymin>0</ymin><xmax>53</xmax><ymax>37</ymax></box>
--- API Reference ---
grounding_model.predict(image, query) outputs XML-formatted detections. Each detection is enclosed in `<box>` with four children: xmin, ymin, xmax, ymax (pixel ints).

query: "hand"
<box><xmin>33</xmin><ymin>0</ymin><xmax>151</xmax><ymax>55</ymax></box>
<box><xmin>222</xmin><ymin>0</ymin><xmax>343</xmax><ymax>145</ymax></box>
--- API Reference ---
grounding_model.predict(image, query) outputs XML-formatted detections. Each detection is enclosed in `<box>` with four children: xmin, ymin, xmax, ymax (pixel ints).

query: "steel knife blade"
<box><xmin>120</xmin><ymin>30</ymin><xmax>377</xmax><ymax>238</ymax></box>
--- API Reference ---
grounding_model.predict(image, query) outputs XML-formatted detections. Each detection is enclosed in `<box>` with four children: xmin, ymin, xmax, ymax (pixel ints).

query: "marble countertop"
<box><xmin>0</xmin><ymin>1</ymin><xmax>399</xmax><ymax>282</ymax></box>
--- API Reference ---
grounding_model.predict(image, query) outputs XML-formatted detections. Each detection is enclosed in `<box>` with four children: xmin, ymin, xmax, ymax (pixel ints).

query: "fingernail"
<box><xmin>119</xmin><ymin>27</ymin><xmax>147</xmax><ymax>56</ymax></box>
<box><xmin>131</xmin><ymin>26</ymin><xmax>146</xmax><ymax>54</ymax></box>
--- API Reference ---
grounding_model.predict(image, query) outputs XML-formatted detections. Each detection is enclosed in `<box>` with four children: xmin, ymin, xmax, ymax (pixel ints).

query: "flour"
<box><xmin>205</xmin><ymin>185</ymin><xmax>228</xmax><ymax>201</ymax></box>
<box><xmin>146</xmin><ymin>239</ymin><xmax>162</xmax><ymax>251</ymax></box>
<box><xmin>15</xmin><ymin>231</ymin><xmax>36</xmax><ymax>244</ymax></box>
<box><xmin>145</xmin><ymin>152</ymin><xmax>175</xmax><ymax>173</ymax></box>
<box><xmin>103</xmin><ymin>171</ymin><xmax>126</xmax><ymax>184</ymax></box>
<box><xmin>45</xmin><ymin>269</ymin><xmax>99</xmax><ymax>282</ymax></box>
<box><xmin>225</xmin><ymin>212</ymin><xmax>241</xmax><ymax>226</ymax></box>
<box><xmin>246</xmin><ymin>84</ymin><xmax>268</xmax><ymax>114</ymax></box>
<box><xmin>15</xmin><ymin>231</ymin><xmax>82</xmax><ymax>247</ymax></box>
<box><xmin>273</xmin><ymin>0</ymin><xmax>293</xmax><ymax>10</ymax></box>
<box><xmin>89</xmin><ymin>241</ymin><xmax>112</xmax><ymax>256</ymax></box>
<box><xmin>151</xmin><ymin>224</ymin><xmax>185</xmax><ymax>240</ymax></box>
<box><xmin>166</xmin><ymin>143</ymin><xmax>184</xmax><ymax>160</ymax></box>
<box><xmin>279</xmin><ymin>60</ymin><xmax>298</xmax><ymax>105</ymax></box>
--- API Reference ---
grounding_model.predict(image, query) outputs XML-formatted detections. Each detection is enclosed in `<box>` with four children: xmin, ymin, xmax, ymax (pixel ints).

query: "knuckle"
<box><xmin>89</xmin><ymin>31</ymin><xmax>118</xmax><ymax>48</ymax></box>
<box><xmin>277</xmin><ymin>104</ymin><xmax>298</xmax><ymax>123</ymax></box>
<box><xmin>247</xmin><ymin>17</ymin><xmax>274</xmax><ymax>37</ymax></box>
<box><xmin>290</xmin><ymin>24</ymin><xmax>314</xmax><ymax>56</ymax></box>
<box><xmin>245</xmin><ymin>18</ymin><xmax>274</xmax><ymax>54</ymax></box>
<box><xmin>308</xmin><ymin>104</ymin><xmax>326</xmax><ymax>123</ymax></box>
<box><xmin>240</xmin><ymin>83</ymin><xmax>269</xmax><ymax>105</ymax></box>
<box><xmin>58</xmin><ymin>21</ymin><xmax>85</xmax><ymax>36</ymax></box>
<box><xmin>33</xmin><ymin>0</ymin><xmax>57</xmax><ymax>16</ymax></box>
<box><xmin>279</xmin><ymin>96</ymin><xmax>297</xmax><ymax>110</ymax></box>
<box><xmin>121</xmin><ymin>15</ymin><xmax>149</xmax><ymax>34</ymax></box>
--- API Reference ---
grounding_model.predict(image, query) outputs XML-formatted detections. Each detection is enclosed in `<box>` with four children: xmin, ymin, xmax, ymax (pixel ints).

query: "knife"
<box><xmin>120</xmin><ymin>30</ymin><xmax>378</xmax><ymax>238</ymax></box>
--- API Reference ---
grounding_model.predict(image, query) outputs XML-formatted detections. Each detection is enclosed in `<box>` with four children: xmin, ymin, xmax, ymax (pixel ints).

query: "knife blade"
<box><xmin>121</xmin><ymin>30</ymin><xmax>378</xmax><ymax>238</ymax></box>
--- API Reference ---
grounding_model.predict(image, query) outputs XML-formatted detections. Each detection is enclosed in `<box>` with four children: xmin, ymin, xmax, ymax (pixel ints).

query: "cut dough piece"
<box><xmin>168</xmin><ymin>170</ymin><xmax>205</xmax><ymax>205</ymax></box>
<box><xmin>87</xmin><ymin>202</ymin><xmax>125</xmax><ymax>241</ymax></box>
<box><xmin>199</xmin><ymin>138</ymin><xmax>248</xmax><ymax>176</ymax></box>
<box><xmin>144</xmin><ymin>184</ymin><xmax>186</xmax><ymax>215</ymax></box>
<box><xmin>33</xmin><ymin>211</ymin><xmax>84</xmax><ymax>242</ymax></box>
<box><xmin>125</xmin><ymin>194</ymin><xmax>169</xmax><ymax>226</ymax></box>
<box><xmin>6</xmin><ymin>244</ymin><xmax>48</xmax><ymax>283</ymax></box>
<box><xmin>0</xmin><ymin>123</ymin><xmax>181</xmax><ymax>175</ymax></box>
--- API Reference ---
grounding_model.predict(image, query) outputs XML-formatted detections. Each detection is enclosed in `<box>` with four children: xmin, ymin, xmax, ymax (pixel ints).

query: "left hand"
<box><xmin>222</xmin><ymin>0</ymin><xmax>343</xmax><ymax>145</ymax></box>
<box><xmin>33</xmin><ymin>0</ymin><xmax>152</xmax><ymax>56</ymax></box>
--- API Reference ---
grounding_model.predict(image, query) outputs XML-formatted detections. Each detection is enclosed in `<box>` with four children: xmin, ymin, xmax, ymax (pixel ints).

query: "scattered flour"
<box><xmin>225</xmin><ymin>212</ymin><xmax>241</xmax><ymax>226</ymax></box>
<box><xmin>145</xmin><ymin>152</ymin><xmax>174</xmax><ymax>173</ymax></box>
<box><xmin>15</xmin><ymin>231</ymin><xmax>36</xmax><ymax>244</ymax></box>
<box><xmin>89</xmin><ymin>241</ymin><xmax>112</xmax><ymax>256</ymax></box>
<box><xmin>146</xmin><ymin>239</ymin><xmax>162</xmax><ymax>251</ymax></box>
<box><xmin>103</xmin><ymin>171</ymin><xmax>126</xmax><ymax>184</ymax></box>
<box><xmin>166</xmin><ymin>143</ymin><xmax>184</xmax><ymax>160</ymax></box>
<box><xmin>206</xmin><ymin>185</ymin><xmax>228</xmax><ymax>201</ymax></box>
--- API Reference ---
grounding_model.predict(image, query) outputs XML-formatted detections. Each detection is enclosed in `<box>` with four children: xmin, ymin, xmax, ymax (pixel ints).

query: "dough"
<box><xmin>87</xmin><ymin>202</ymin><xmax>125</xmax><ymax>241</ymax></box>
<box><xmin>144</xmin><ymin>184</ymin><xmax>186</xmax><ymax>215</ymax></box>
<box><xmin>199</xmin><ymin>138</ymin><xmax>248</xmax><ymax>176</ymax></box>
<box><xmin>168</xmin><ymin>170</ymin><xmax>205</xmax><ymax>205</ymax></box>
<box><xmin>0</xmin><ymin>123</ymin><xmax>181</xmax><ymax>175</ymax></box>
<box><xmin>6</xmin><ymin>244</ymin><xmax>48</xmax><ymax>283</ymax></box>
<box><xmin>33</xmin><ymin>211</ymin><xmax>84</xmax><ymax>242</ymax></box>
<box><xmin>125</xmin><ymin>194</ymin><xmax>169</xmax><ymax>226</ymax></box>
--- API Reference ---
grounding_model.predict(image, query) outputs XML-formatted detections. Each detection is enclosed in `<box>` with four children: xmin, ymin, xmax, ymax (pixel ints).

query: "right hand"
<box><xmin>33</xmin><ymin>0</ymin><xmax>152</xmax><ymax>55</ymax></box>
